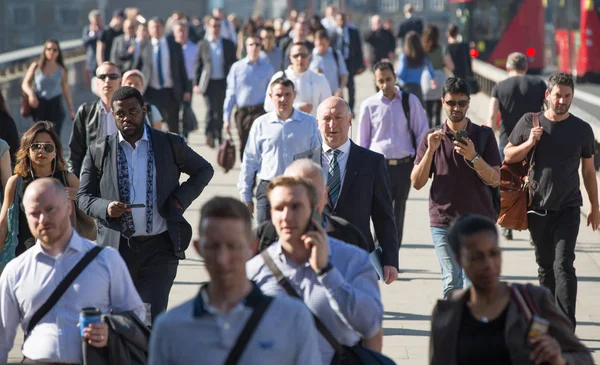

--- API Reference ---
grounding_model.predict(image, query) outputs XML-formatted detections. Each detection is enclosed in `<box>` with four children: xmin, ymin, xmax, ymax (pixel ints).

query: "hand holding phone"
<box><xmin>456</xmin><ymin>130</ymin><xmax>468</xmax><ymax>145</ymax></box>
<box><xmin>127</xmin><ymin>203</ymin><xmax>146</xmax><ymax>208</ymax></box>
<box><xmin>305</xmin><ymin>208</ymin><xmax>323</xmax><ymax>233</ymax></box>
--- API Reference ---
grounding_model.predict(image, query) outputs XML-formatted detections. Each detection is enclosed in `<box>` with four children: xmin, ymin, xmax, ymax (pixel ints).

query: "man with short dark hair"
<box><xmin>239</xmin><ymin>77</ymin><xmax>321</xmax><ymax>223</ymax></box>
<box><xmin>504</xmin><ymin>72</ymin><xmax>599</xmax><ymax>326</ymax></box>
<box><xmin>148</xmin><ymin>197</ymin><xmax>321</xmax><ymax>365</ymax></box>
<box><xmin>0</xmin><ymin>178</ymin><xmax>144</xmax><ymax>363</ymax></box>
<box><xmin>486</xmin><ymin>51</ymin><xmax>546</xmax><ymax>240</ymax></box>
<box><xmin>77</xmin><ymin>86</ymin><xmax>214</xmax><ymax>321</ymax></box>
<box><xmin>260</xmin><ymin>26</ymin><xmax>284</xmax><ymax>72</ymax></box>
<box><xmin>411</xmin><ymin>77</ymin><xmax>501</xmax><ymax>298</ymax></box>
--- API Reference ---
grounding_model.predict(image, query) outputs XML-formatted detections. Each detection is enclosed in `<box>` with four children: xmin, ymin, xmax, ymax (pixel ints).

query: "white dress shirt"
<box><xmin>321</xmin><ymin>138</ymin><xmax>351</xmax><ymax>191</ymax></box>
<box><xmin>0</xmin><ymin>231</ymin><xmax>145</xmax><ymax>364</ymax></box>
<box><xmin>264</xmin><ymin>68</ymin><xmax>332</xmax><ymax>117</ymax></box>
<box><xmin>98</xmin><ymin>101</ymin><xmax>118</xmax><ymax>138</ymax></box>
<box><xmin>117</xmin><ymin>128</ymin><xmax>168</xmax><ymax>236</ymax></box>
<box><xmin>208</xmin><ymin>37</ymin><xmax>225</xmax><ymax>80</ymax></box>
<box><xmin>150</xmin><ymin>37</ymin><xmax>173</xmax><ymax>89</ymax></box>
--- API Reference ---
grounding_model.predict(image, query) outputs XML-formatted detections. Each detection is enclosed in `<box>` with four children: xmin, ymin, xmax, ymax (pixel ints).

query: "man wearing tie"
<box><xmin>295</xmin><ymin>97</ymin><xmax>399</xmax><ymax>284</ymax></box>
<box><xmin>144</xmin><ymin>17</ymin><xmax>191</xmax><ymax>135</ymax></box>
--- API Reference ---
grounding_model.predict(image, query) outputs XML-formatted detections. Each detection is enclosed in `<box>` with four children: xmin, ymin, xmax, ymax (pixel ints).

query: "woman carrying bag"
<box><xmin>429</xmin><ymin>215</ymin><xmax>592</xmax><ymax>365</ymax></box>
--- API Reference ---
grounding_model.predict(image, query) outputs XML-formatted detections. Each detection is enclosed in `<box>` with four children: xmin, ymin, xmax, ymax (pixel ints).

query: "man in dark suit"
<box><xmin>331</xmin><ymin>13</ymin><xmax>365</xmax><ymax>114</ymax></box>
<box><xmin>77</xmin><ymin>86</ymin><xmax>214</xmax><ymax>321</ymax></box>
<box><xmin>397</xmin><ymin>4</ymin><xmax>424</xmax><ymax>43</ymax></box>
<box><xmin>295</xmin><ymin>96</ymin><xmax>399</xmax><ymax>284</ymax></box>
<box><xmin>144</xmin><ymin>17</ymin><xmax>191</xmax><ymax>135</ymax></box>
<box><xmin>193</xmin><ymin>16</ymin><xmax>237</xmax><ymax>147</ymax></box>
<box><xmin>110</xmin><ymin>18</ymin><xmax>138</xmax><ymax>74</ymax></box>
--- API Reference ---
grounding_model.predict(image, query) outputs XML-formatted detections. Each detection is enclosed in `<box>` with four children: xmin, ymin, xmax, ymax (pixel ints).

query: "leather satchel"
<box><xmin>217</xmin><ymin>133</ymin><xmax>236</xmax><ymax>173</ymax></box>
<box><xmin>497</xmin><ymin>113</ymin><xmax>539</xmax><ymax>231</ymax></box>
<box><xmin>20</xmin><ymin>93</ymin><xmax>32</xmax><ymax>118</ymax></box>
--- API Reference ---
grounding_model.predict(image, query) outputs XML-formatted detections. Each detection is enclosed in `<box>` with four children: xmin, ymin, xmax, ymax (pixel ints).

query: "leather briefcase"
<box><xmin>217</xmin><ymin>135</ymin><xmax>236</xmax><ymax>173</ymax></box>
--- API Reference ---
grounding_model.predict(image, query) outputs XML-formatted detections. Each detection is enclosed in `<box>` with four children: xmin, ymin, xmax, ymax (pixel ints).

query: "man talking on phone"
<box><xmin>77</xmin><ymin>86</ymin><xmax>214</xmax><ymax>322</ymax></box>
<box><xmin>411</xmin><ymin>78</ymin><xmax>501</xmax><ymax>299</ymax></box>
<box><xmin>247</xmin><ymin>176</ymin><xmax>384</xmax><ymax>364</ymax></box>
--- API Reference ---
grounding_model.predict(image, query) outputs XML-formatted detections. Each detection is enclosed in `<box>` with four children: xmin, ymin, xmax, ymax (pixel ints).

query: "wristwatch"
<box><xmin>317</xmin><ymin>262</ymin><xmax>334</xmax><ymax>276</ymax></box>
<box><xmin>471</xmin><ymin>154</ymin><xmax>481</xmax><ymax>164</ymax></box>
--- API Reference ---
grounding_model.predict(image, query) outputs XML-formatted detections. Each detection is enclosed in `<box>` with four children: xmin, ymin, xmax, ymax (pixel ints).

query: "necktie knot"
<box><xmin>332</xmin><ymin>149</ymin><xmax>341</xmax><ymax>159</ymax></box>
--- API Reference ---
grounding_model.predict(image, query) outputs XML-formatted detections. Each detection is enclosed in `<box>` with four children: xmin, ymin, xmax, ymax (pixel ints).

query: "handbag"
<box><xmin>20</xmin><ymin>93</ymin><xmax>32</xmax><ymax>118</ymax></box>
<box><xmin>0</xmin><ymin>177</ymin><xmax>23</xmax><ymax>269</ymax></box>
<box><xmin>62</xmin><ymin>172</ymin><xmax>97</xmax><ymax>241</ymax></box>
<box><xmin>217</xmin><ymin>132</ymin><xmax>236</xmax><ymax>173</ymax></box>
<box><xmin>497</xmin><ymin>112</ymin><xmax>539</xmax><ymax>231</ymax></box>
<box><xmin>260</xmin><ymin>251</ymin><xmax>396</xmax><ymax>365</ymax></box>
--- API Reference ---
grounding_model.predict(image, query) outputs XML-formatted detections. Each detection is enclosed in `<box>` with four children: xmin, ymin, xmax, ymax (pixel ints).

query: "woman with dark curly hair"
<box><xmin>0</xmin><ymin>121</ymin><xmax>79</xmax><ymax>260</ymax></box>
<box><xmin>21</xmin><ymin>40</ymin><xmax>75</xmax><ymax>137</ymax></box>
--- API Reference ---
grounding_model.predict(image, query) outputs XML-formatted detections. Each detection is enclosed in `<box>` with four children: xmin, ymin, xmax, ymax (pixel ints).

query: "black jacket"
<box><xmin>194</xmin><ymin>38</ymin><xmax>237</xmax><ymax>93</ymax></box>
<box><xmin>255</xmin><ymin>213</ymin><xmax>369</xmax><ymax>253</ymax></box>
<box><xmin>68</xmin><ymin>100</ymin><xmax>102</xmax><ymax>178</ymax></box>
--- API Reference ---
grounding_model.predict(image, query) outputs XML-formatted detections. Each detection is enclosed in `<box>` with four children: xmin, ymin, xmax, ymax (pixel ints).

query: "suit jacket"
<box><xmin>110</xmin><ymin>35</ymin><xmax>137</xmax><ymax>73</ymax></box>
<box><xmin>255</xmin><ymin>213</ymin><xmax>369</xmax><ymax>254</ymax></box>
<box><xmin>145</xmin><ymin>38</ymin><xmax>190</xmax><ymax>102</ymax></box>
<box><xmin>69</xmin><ymin>100</ymin><xmax>102</xmax><ymax>178</ymax></box>
<box><xmin>294</xmin><ymin>141</ymin><xmax>398</xmax><ymax>268</ymax></box>
<box><xmin>330</xmin><ymin>27</ymin><xmax>364</xmax><ymax>74</ymax></box>
<box><xmin>397</xmin><ymin>17</ymin><xmax>424</xmax><ymax>40</ymax></box>
<box><xmin>134</xmin><ymin>39</ymin><xmax>153</xmax><ymax>85</ymax></box>
<box><xmin>430</xmin><ymin>284</ymin><xmax>593</xmax><ymax>365</ymax></box>
<box><xmin>194</xmin><ymin>38</ymin><xmax>237</xmax><ymax>94</ymax></box>
<box><xmin>76</xmin><ymin>128</ymin><xmax>214</xmax><ymax>257</ymax></box>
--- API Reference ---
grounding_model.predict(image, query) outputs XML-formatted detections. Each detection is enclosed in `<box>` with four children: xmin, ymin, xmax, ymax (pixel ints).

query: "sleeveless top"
<box><xmin>428</xmin><ymin>47</ymin><xmax>444</xmax><ymax>70</ymax></box>
<box><xmin>34</xmin><ymin>67</ymin><xmax>64</xmax><ymax>99</ymax></box>
<box><xmin>0</xmin><ymin>139</ymin><xmax>9</xmax><ymax>206</ymax></box>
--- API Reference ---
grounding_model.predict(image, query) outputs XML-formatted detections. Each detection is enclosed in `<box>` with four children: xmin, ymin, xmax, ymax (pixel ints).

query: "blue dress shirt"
<box><xmin>310</xmin><ymin>47</ymin><xmax>349</xmax><ymax>92</ymax></box>
<box><xmin>223</xmin><ymin>57</ymin><xmax>275</xmax><ymax>121</ymax></box>
<box><xmin>209</xmin><ymin>37</ymin><xmax>225</xmax><ymax>80</ymax></box>
<box><xmin>238</xmin><ymin>109</ymin><xmax>321</xmax><ymax>202</ymax></box>
<box><xmin>0</xmin><ymin>231</ymin><xmax>145</xmax><ymax>364</ymax></box>
<box><xmin>246</xmin><ymin>237</ymin><xmax>383</xmax><ymax>364</ymax></box>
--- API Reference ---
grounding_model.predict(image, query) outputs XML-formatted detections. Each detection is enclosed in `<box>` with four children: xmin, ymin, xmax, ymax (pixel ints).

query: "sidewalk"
<box><xmin>7</xmin><ymin>72</ymin><xmax>600</xmax><ymax>364</ymax></box>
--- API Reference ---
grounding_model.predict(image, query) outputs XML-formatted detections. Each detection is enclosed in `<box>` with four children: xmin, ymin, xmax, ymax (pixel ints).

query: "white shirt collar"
<box><xmin>151</xmin><ymin>37</ymin><xmax>164</xmax><ymax>46</ymax></box>
<box><xmin>99</xmin><ymin>100</ymin><xmax>111</xmax><ymax>113</ymax></box>
<box><xmin>323</xmin><ymin>138</ymin><xmax>351</xmax><ymax>155</ymax></box>
<box><xmin>34</xmin><ymin>229</ymin><xmax>81</xmax><ymax>259</ymax></box>
<box><xmin>118</xmin><ymin>125</ymin><xmax>149</xmax><ymax>146</ymax></box>
<box><xmin>271</xmin><ymin>109</ymin><xmax>301</xmax><ymax>123</ymax></box>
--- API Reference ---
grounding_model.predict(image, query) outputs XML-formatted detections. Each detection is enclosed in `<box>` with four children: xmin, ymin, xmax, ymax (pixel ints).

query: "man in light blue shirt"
<box><xmin>246</xmin><ymin>176</ymin><xmax>384</xmax><ymax>364</ymax></box>
<box><xmin>173</xmin><ymin>20</ymin><xmax>199</xmax><ymax>138</ymax></box>
<box><xmin>238</xmin><ymin>77</ymin><xmax>321</xmax><ymax>224</ymax></box>
<box><xmin>259</xmin><ymin>26</ymin><xmax>284</xmax><ymax>72</ymax></box>
<box><xmin>223</xmin><ymin>34</ymin><xmax>274</xmax><ymax>161</ymax></box>
<box><xmin>0</xmin><ymin>178</ymin><xmax>145</xmax><ymax>364</ymax></box>
<box><xmin>149</xmin><ymin>197</ymin><xmax>321</xmax><ymax>365</ymax></box>
<box><xmin>310</xmin><ymin>30</ymin><xmax>348</xmax><ymax>98</ymax></box>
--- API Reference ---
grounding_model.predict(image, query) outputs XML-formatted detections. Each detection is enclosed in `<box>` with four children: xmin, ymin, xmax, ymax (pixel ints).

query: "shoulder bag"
<box><xmin>0</xmin><ymin>177</ymin><xmax>23</xmax><ymax>269</ymax></box>
<box><xmin>217</xmin><ymin>131</ymin><xmax>236</xmax><ymax>174</ymax></box>
<box><xmin>260</xmin><ymin>251</ymin><xmax>396</xmax><ymax>365</ymax></box>
<box><xmin>497</xmin><ymin>112</ymin><xmax>539</xmax><ymax>231</ymax></box>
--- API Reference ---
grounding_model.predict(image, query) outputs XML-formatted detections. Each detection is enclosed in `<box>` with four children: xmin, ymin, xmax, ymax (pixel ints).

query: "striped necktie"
<box><xmin>327</xmin><ymin>149</ymin><xmax>341</xmax><ymax>206</ymax></box>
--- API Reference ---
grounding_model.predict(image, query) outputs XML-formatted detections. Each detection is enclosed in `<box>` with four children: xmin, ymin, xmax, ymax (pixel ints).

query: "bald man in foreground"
<box><xmin>295</xmin><ymin>97</ymin><xmax>399</xmax><ymax>284</ymax></box>
<box><xmin>0</xmin><ymin>178</ymin><xmax>144</xmax><ymax>364</ymax></box>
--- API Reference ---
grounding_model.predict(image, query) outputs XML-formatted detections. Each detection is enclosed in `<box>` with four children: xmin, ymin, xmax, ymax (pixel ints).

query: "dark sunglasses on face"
<box><xmin>444</xmin><ymin>100</ymin><xmax>469</xmax><ymax>108</ymax></box>
<box><xmin>97</xmin><ymin>73</ymin><xmax>121</xmax><ymax>81</ymax></box>
<box><xmin>291</xmin><ymin>53</ymin><xmax>309</xmax><ymax>59</ymax></box>
<box><xmin>31</xmin><ymin>143</ymin><xmax>55</xmax><ymax>153</ymax></box>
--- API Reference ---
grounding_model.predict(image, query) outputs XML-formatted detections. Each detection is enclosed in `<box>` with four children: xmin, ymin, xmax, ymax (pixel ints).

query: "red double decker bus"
<box><xmin>447</xmin><ymin>0</ymin><xmax>545</xmax><ymax>73</ymax></box>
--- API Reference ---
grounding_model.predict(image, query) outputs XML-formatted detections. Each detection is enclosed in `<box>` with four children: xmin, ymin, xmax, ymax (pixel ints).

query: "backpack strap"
<box><xmin>331</xmin><ymin>48</ymin><xmax>341</xmax><ymax>87</ymax></box>
<box><xmin>166</xmin><ymin>133</ymin><xmax>186</xmax><ymax>171</ymax></box>
<box><xmin>401</xmin><ymin>91</ymin><xmax>416</xmax><ymax>152</ymax></box>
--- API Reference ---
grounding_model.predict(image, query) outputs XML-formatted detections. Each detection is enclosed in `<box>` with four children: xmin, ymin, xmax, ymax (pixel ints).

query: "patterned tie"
<box><xmin>156</xmin><ymin>42</ymin><xmax>164</xmax><ymax>87</ymax></box>
<box><xmin>327</xmin><ymin>149</ymin><xmax>341</xmax><ymax>207</ymax></box>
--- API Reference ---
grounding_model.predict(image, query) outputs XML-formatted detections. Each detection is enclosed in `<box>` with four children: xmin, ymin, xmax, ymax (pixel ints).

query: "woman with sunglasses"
<box><xmin>0</xmin><ymin>121</ymin><xmax>79</xmax><ymax>260</ymax></box>
<box><xmin>429</xmin><ymin>215</ymin><xmax>592</xmax><ymax>365</ymax></box>
<box><xmin>21</xmin><ymin>40</ymin><xmax>75</xmax><ymax>137</ymax></box>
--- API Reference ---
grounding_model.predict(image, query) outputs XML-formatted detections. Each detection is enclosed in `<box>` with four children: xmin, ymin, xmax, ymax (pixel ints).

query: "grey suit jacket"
<box><xmin>134</xmin><ymin>39</ymin><xmax>153</xmax><ymax>85</ymax></box>
<box><xmin>294</xmin><ymin>141</ymin><xmax>399</xmax><ymax>268</ymax></box>
<box><xmin>194</xmin><ymin>38</ymin><xmax>236</xmax><ymax>93</ymax></box>
<box><xmin>110</xmin><ymin>35</ymin><xmax>136</xmax><ymax>73</ymax></box>
<box><xmin>76</xmin><ymin>128</ymin><xmax>214</xmax><ymax>257</ymax></box>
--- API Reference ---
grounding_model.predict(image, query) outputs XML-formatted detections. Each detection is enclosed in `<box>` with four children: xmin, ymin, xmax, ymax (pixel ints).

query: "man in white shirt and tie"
<box><xmin>144</xmin><ymin>17</ymin><xmax>191</xmax><ymax>135</ymax></box>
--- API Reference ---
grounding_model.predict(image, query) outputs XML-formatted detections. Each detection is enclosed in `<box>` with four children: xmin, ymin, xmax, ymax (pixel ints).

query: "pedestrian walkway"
<box><xmin>7</xmin><ymin>72</ymin><xmax>600</xmax><ymax>364</ymax></box>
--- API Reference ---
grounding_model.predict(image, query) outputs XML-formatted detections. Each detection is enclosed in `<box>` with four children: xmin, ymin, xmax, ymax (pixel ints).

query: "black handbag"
<box><xmin>260</xmin><ymin>251</ymin><xmax>396</xmax><ymax>365</ymax></box>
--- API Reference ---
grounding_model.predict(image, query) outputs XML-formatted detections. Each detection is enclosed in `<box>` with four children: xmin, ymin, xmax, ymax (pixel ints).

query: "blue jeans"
<box><xmin>431</xmin><ymin>227</ymin><xmax>470</xmax><ymax>298</ymax></box>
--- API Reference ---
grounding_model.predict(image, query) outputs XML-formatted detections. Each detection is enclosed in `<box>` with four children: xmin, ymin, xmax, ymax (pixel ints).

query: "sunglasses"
<box><xmin>31</xmin><ymin>143</ymin><xmax>56</xmax><ymax>153</ymax></box>
<box><xmin>97</xmin><ymin>73</ymin><xmax>121</xmax><ymax>81</ymax></box>
<box><xmin>291</xmin><ymin>53</ymin><xmax>309</xmax><ymax>59</ymax></box>
<box><xmin>444</xmin><ymin>100</ymin><xmax>469</xmax><ymax>108</ymax></box>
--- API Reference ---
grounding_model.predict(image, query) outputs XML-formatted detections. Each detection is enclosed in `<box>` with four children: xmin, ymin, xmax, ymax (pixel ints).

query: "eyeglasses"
<box><xmin>444</xmin><ymin>99</ymin><xmax>469</xmax><ymax>108</ymax></box>
<box><xmin>45</xmin><ymin>47</ymin><xmax>58</xmax><ymax>52</ymax></box>
<box><xmin>97</xmin><ymin>73</ymin><xmax>121</xmax><ymax>81</ymax></box>
<box><xmin>291</xmin><ymin>53</ymin><xmax>309</xmax><ymax>59</ymax></box>
<box><xmin>30</xmin><ymin>143</ymin><xmax>55</xmax><ymax>153</ymax></box>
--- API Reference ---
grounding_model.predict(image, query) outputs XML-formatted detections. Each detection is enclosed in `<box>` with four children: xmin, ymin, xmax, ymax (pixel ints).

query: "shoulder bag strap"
<box><xmin>260</xmin><ymin>251</ymin><xmax>346</xmax><ymax>356</ymax></box>
<box><xmin>510</xmin><ymin>283</ymin><xmax>538</xmax><ymax>322</ymax></box>
<box><xmin>401</xmin><ymin>91</ymin><xmax>416</xmax><ymax>152</ymax></box>
<box><xmin>525</xmin><ymin>113</ymin><xmax>540</xmax><ymax>204</ymax></box>
<box><xmin>223</xmin><ymin>294</ymin><xmax>273</xmax><ymax>365</ymax></box>
<box><xmin>25</xmin><ymin>246</ymin><xmax>104</xmax><ymax>339</ymax></box>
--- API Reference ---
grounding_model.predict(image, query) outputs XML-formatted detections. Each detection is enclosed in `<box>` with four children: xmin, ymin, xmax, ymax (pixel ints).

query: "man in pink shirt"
<box><xmin>357</xmin><ymin>61</ymin><xmax>429</xmax><ymax>252</ymax></box>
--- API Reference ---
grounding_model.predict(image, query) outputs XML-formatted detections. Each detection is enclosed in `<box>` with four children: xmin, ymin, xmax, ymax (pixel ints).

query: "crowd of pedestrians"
<box><xmin>0</xmin><ymin>4</ymin><xmax>598</xmax><ymax>365</ymax></box>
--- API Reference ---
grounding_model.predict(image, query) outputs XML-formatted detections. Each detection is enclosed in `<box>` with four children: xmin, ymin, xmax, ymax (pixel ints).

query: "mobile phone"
<box><xmin>305</xmin><ymin>208</ymin><xmax>323</xmax><ymax>233</ymax></box>
<box><xmin>527</xmin><ymin>315</ymin><xmax>550</xmax><ymax>340</ymax></box>
<box><xmin>456</xmin><ymin>130</ymin><xmax>468</xmax><ymax>144</ymax></box>
<box><xmin>126</xmin><ymin>203</ymin><xmax>146</xmax><ymax>208</ymax></box>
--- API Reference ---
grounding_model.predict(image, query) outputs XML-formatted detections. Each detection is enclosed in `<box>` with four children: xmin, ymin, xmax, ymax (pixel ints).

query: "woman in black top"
<box><xmin>429</xmin><ymin>215</ymin><xmax>593</xmax><ymax>365</ymax></box>
<box><xmin>0</xmin><ymin>93</ymin><xmax>20</xmax><ymax>162</ymax></box>
<box><xmin>0</xmin><ymin>121</ymin><xmax>79</xmax><ymax>258</ymax></box>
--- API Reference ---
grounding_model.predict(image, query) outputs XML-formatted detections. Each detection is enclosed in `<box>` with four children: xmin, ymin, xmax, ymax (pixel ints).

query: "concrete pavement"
<box><xmin>7</xmin><ymin>71</ymin><xmax>600</xmax><ymax>364</ymax></box>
